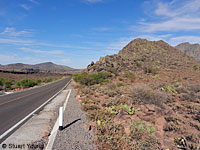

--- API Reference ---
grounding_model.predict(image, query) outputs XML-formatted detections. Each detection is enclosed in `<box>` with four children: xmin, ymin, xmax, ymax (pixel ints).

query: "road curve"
<box><xmin>0</xmin><ymin>77</ymin><xmax>71</xmax><ymax>143</ymax></box>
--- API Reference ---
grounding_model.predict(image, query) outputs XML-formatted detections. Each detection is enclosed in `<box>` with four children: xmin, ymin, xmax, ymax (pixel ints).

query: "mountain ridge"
<box><xmin>175</xmin><ymin>42</ymin><xmax>200</xmax><ymax>61</ymax></box>
<box><xmin>0</xmin><ymin>62</ymin><xmax>80</xmax><ymax>73</ymax></box>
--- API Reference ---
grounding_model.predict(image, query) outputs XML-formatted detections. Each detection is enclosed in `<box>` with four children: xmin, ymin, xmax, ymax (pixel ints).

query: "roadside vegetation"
<box><xmin>73</xmin><ymin>69</ymin><xmax>200</xmax><ymax>150</ymax></box>
<box><xmin>73</xmin><ymin>72</ymin><xmax>110</xmax><ymax>86</ymax></box>
<box><xmin>0</xmin><ymin>73</ymin><xmax>66</xmax><ymax>92</ymax></box>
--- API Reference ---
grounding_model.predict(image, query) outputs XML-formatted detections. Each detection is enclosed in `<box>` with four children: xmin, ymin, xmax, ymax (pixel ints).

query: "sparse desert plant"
<box><xmin>131</xmin><ymin>85</ymin><xmax>168</xmax><ymax>108</ymax></box>
<box><xmin>107</xmin><ymin>104</ymin><xmax>138</xmax><ymax>115</ymax></box>
<box><xmin>17</xmin><ymin>79</ymin><xmax>38</xmax><ymax>88</ymax></box>
<box><xmin>160</xmin><ymin>84</ymin><xmax>178</xmax><ymax>94</ymax></box>
<box><xmin>129</xmin><ymin>120</ymin><xmax>157</xmax><ymax>150</ymax></box>
<box><xmin>124</xmin><ymin>71</ymin><xmax>136</xmax><ymax>82</ymax></box>
<box><xmin>107</xmin><ymin>67</ymin><xmax>118</xmax><ymax>75</ymax></box>
<box><xmin>135</xmin><ymin>61</ymin><xmax>142</xmax><ymax>67</ymax></box>
<box><xmin>4</xmin><ymin>80</ymin><xmax>12</xmax><ymax>90</ymax></box>
<box><xmin>44</xmin><ymin>77</ymin><xmax>53</xmax><ymax>83</ymax></box>
<box><xmin>0</xmin><ymin>77</ymin><xmax>4</xmax><ymax>87</ymax></box>
<box><xmin>144</xmin><ymin>66</ymin><xmax>158</xmax><ymax>74</ymax></box>
<box><xmin>36</xmin><ymin>79</ymin><xmax>42</xmax><ymax>85</ymax></box>
<box><xmin>116</xmin><ymin>82</ymin><xmax>124</xmax><ymax>87</ymax></box>
<box><xmin>73</xmin><ymin>72</ymin><xmax>109</xmax><ymax>86</ymax></box>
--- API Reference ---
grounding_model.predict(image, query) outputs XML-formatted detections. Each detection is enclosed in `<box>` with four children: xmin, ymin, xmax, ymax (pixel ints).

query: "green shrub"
<box><xmin>4</xmin><ymin>80</ymin><xmax>12</xmax><ymax>89</ymax></box>
<box><xmin>17</xmin><ymin>79</ymin><xmax>37</xmax><ymax>88</ymax></box>
<box><xmin>36</xmin><ymin>79</ymin><xmax>42</xmax><ymax>84</ymax></box>
<box><xmin>73</xmin><ymin>72</ymin><xmax>109</xmax><ymax>86</ymax></box>
<box><xmin>44</xmin><ymin>77</ymin><xmax>53</xmax><ymax>83</ymax></box>
<box><xmin>0</xmin><ymin>77</ymin><xmax>4</xmax><ymax>87</ymax></box>
<box><xmin>107</xmin><ymin>67</ymin><xmax>118</xmax><ymax>75</ymax></box>
<box><xmin>124</xmin><ymin>72</ymin><xmax>136</xmax><ymax>82</ymax></box>
<box><xmin>135</xmin><ymin>61</ymin><xmax>142</xmax><ymax>67</ymax></box>
<box><xmin>116</xmin><ymin>82</ymin><xmax>124</xmax><ymax>87</ymax></box>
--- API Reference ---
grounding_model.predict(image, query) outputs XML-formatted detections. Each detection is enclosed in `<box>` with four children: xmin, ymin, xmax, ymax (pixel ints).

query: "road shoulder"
<box><xmin>52</xmin><ymin>84</ymin><xmax>97</xmax><ymax>150</ymax></box>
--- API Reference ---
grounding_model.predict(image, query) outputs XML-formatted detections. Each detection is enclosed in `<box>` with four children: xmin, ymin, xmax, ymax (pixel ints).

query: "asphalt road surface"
<box><xmin>0</xmin><ymin>77</ymin><xmax>71</xmax><ymax>143</ymax></box>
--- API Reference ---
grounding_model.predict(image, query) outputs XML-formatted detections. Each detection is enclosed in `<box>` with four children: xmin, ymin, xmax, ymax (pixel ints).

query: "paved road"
<box><xmin>0</xmin><ymin>77</ymin><xmax>71</xmax><ymax>143</ymax></box>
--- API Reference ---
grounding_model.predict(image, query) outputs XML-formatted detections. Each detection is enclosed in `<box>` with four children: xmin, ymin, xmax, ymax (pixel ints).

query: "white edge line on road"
<box><xmin>0</xmin><ymin>79</ymin><xmax>72</xmax><ymax>140</ymax></box>
<box><xmin>45</xmin><ymin>89</ymin><xmax>72</xmax><ymax>150</ymax></box>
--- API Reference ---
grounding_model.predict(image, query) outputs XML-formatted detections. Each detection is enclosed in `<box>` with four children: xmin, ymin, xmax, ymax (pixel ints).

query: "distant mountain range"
<box><xmin>0</xmin><ymin>62</ymin><xmax>81</xmax><ymax>73</ymax></box>
<box><xmin>176</xmin><ymin>42</ymin><xmax>200</xmax><ymax>61</ymax></box>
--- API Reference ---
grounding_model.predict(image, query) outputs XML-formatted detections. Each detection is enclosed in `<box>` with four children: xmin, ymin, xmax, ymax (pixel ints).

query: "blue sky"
<box><xmin>0</xmin><ymin>0</ymin><xmax>200</xmax><ymax>68</ymax></box>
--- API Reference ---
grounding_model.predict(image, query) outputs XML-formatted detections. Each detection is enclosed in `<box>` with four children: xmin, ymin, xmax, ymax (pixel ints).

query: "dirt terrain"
<box><xmin>73</xmin><ymin>39</ymin><xmax>200</xmax><ymax>150</ymax></box>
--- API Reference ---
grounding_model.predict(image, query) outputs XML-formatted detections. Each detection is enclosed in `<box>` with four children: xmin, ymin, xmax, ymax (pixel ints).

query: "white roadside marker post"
<box><xmin>59</xmin><ymin>107</ymin><xmax>63</xmax><ymax>131</ymax></box>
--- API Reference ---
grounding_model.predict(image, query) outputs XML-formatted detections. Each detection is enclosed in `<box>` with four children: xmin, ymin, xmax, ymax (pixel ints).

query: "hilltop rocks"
<box><xmin>87</xmin><ymin>38</ymin><xmax>200</xmax><ymax>73</ymax></box>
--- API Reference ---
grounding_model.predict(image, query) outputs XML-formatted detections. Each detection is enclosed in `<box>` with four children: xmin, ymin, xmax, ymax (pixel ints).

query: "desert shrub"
<box><xmin>130</xmin><ymin>120</ymin><xmax>156</xmax><ymax>140</ymax></box>
<box><xmin>107</xmin><ymin>104</ymin><xmax>138</xmax><ymax>115</ymax></box>
<box><xmin>116</xmin><ymin>82</ymin><xmax>124</xmax><ymax>87</ymax></box>
<box><xmin>73</xmin><ymin>72</ymin><xmax>109</xmax><ymax>86</ymax></box>
<box><xmin>0</xmin><ymin>77</ymin><xmax>4</xmax><ymax>87</ymax></box>
<box><xmin>124</xmin><ymin>71</ymin><xmax>136</xmax><ymax>82</ymax></box>
<box><xmin>131</xmin><ymin>85</ymin><xmax>168</xmax><ymax>108</ymax></box>
<box><xmin>4</xmin><ymin>80</ymin><xmax>12</xmax><ymax>89</ymax></box>
<box><xmin>44</xmin><ymin>77</ymin><xmax>53</xmax><ymax>83</ymax></box>
<box><xmin>36</xmin><ymin>79</ymin><xmax>42</xmax><ymax>84</ymax></box>
<box><xmin>135</xmin><ymin>61</ymin><xmax>142</xmax><ymax>67</ymax></box>
<box><xmin>144</xmin><ymin>66</ymin><xmax>158</xmax><ymax>74</ymax></box>
<box><xmin>118</xmin><ymin>77</ymin><xmax>123</xmax><ymax>81</ymax></box>
<box><xmin>17</xmin><ymin>79</ymin><xmax>38</xmax><ymax>88</ymax></box>
<box><xmin>160</xmin><ymin>84</ymin><xmax>177</xmax><ymax>94</ymax></box>
<box><xmin>107</xmin><ymin>67</ymin><xmax>118</xmax><ymax>75</ymax></box>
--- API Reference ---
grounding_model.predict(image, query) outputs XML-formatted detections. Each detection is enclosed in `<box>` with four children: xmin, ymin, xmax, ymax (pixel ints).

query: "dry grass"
<box><xmin>131</xmin><ymin>84</ymin><xmax>169</xmax><ymax>108</ymax></box>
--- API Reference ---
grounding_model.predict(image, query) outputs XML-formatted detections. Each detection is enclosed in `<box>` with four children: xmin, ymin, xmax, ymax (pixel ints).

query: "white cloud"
<box><xmin>29</xmin><ymin>0</ymin><xmax>39</xmax><ymax>4</ymax></box>
<box><xmin>0</xmin><ymin>27</ymin><xmax>33</xmax><ymax>37</ymax></box>
<box><xmin>0</xmin><ymin>37</ymin><xmax>95</xmax><ymax>50</ymax></box>
<box><xmin>136</xmin><ymin>0</ymin><xmax>200</xmax><ymax>33</ymax></box>
<box><xmin>0</xmin><ymin>54</ymin><xmax>46</xmax><ymax>65</ymax></box>
<box><xmin>0</xmin><ymin>38</ymin><xmax>34</xmax><ymax>46</ymax></box>
<box><xmin>84</xmin><ymin>0</ymin><xmax>103</xmax><ymax>3</ymax></box>
<box><xmin>20</xmin><ymin>4</ymin><xmax>31</xmax><ymax>10</ymax></box>
<box><xmin>19</xmin><ymin>47</ymin><xmax>64</xmax><ymax>55</ymax></box>
<box><xmin>57</xmin><ymin>59</ymin><xmax>71</xmax><ymax>65</ymax></box>
<box><xmin>0</xmin><ymin>54</ymin><xmax>16</xmax><ymax>63</ymax></box>
<box><xmin>138</xmin><ymin>17</ymin><xmax>200</xmax><ymax>32</ymax></box>
<box><xmin>168</xmin><ymin>36</ymin><xmax>200</xmax><ymax>46</ymax></box>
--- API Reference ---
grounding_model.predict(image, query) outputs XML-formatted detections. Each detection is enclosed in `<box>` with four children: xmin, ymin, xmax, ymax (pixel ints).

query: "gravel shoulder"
<box><xmin>52</xmin><ymin>84</ymin><xmax>97</xmax><ymax>150</ymax></box>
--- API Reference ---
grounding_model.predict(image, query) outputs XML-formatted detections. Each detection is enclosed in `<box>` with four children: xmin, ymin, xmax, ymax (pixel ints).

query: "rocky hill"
<box><xmin>87</xmin><ymin>39</ymin><xmax>200</xmax><ymax>73</ymax></box>
<box><xmin>176</xmin><ymin>42</ymin><xmax>200</xmax><ymax>61</ymax></box>
<box><xmin>0</xmin><ymin>62</ymin><xmax>80</xmax><ymax>73</ymax></box>
<box><xmin>75</xmin><ymin>39</ymin><xmax>200</xmax><ymax>150</ymax></box>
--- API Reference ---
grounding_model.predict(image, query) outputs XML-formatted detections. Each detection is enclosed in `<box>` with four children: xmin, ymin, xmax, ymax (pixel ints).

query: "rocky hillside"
<box><xmin>87</xmin><ymin>39</ymin><xmax>199</xmax><ymax>73</ymax></box>
<box><xmin>74</xmin><ymin>39</ymin><xmax>200</xmax><ymax>150</ymax></box>
<box><xmin>0</xmin><ymin>62</ymin><xmax>80</xmax><ymax>73</ymax></box>
<box><xmin>176</xmin><ymin>42</ymin><xmax>200</xmax><ymax>61</ymax></box>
